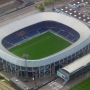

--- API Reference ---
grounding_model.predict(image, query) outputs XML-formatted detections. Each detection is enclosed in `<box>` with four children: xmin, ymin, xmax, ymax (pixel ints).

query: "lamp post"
<box><xmin>23</xmin><ymin>54</ymin><xmax>29</xmax><ymax>82</ymax></box>
<box><xmin>32</xmin><ymin>72</ymin><xmax>37</xmax><ymax>88</ymax></box>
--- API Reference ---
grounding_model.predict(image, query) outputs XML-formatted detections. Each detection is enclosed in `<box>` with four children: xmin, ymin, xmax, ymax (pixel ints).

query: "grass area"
<box><xmin>10</xmin><ymin>32</ymin><xmax>71</xmax><ymax>60</ymax></box>
<box><xmin>70</xmin><ymin>77</ymin><xmax>90</xmax><ymax>90</ymax></box>
<box><xmin>4</xmin><ymin>80</ymin><xmax>9</xmax><ymax>85</ymax></box>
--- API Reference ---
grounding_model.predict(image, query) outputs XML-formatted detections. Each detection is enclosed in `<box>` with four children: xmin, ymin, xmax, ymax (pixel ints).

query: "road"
<box><xmin>0</xmin><ymin>0</ymin><xmax>72</xmax><ymax>26</ymax></box>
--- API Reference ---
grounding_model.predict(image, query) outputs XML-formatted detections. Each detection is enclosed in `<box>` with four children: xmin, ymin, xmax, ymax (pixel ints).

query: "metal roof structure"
<box><xmin>0</xmin><ymin>12</ymin><xmax>90</xmax><ymax>67</ymax></box>
<box><xmin>56</xmin><ymin>5</ymin><xmax>90</xmax><ymax>23</ymax></box>
<box><xmin>62</xmin><ymin>54</ymin><xmax>90</xmax><ymax>73</ymax></box>
<box><xmin>69</xmin><ymin>0</ymin><xmax>90</xmax><ymax>6</ymax></box>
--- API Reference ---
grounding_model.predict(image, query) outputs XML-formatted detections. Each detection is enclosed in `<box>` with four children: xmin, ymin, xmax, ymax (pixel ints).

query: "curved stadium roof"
<box><xmin>0</xmin><ymin>12</ymin><xmax>90</xmax><ymax>67</ymax></box>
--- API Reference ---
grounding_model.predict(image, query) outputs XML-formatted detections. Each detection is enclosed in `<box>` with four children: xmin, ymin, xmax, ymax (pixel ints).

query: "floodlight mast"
<box><xmin>23</xmin><ymin>54</ymin><xmax>29</xmax><ymax>82</ymax></box>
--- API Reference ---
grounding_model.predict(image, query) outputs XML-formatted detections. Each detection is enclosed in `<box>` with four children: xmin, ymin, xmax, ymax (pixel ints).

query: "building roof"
<box><xmin>69</xmin><ymin>0</ymin><xmax>90</xmax><ymax>5</ymax></box>
<box><xmin>63</xmin><ymin>54</ymin><xmax>90</xmax><ymax>73</ymax></box>
<box><xmin>57</xmin><ymin>5</ymin><xmax>90</xmax><ymax>23</ymax></box>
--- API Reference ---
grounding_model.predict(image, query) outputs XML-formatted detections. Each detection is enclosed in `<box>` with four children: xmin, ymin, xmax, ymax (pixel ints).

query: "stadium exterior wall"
<box><xmin>0</xmin><ymin>12</ymin><xmax>90</xmax><ymax>78</ymax></box>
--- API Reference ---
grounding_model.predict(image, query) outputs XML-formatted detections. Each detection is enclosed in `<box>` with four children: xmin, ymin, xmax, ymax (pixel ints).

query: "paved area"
<box><xmin>0</xmin><ymin>80</ymin><xmax>15</xmax><ymax>90</ymax></box>
<box><xmin>39</xmin><ymin>79</ymin><xmax>63</xmax><ymax>90</ymax></box>
<box><xmin>0</xmin><ymin>83</ymin><xmax>9</xmax><ymax>90</ymax></box>
<box><xmin>0</xmin><ymin>71</ymin><xmax>58</xmax><ymax>89</ymax></box>
<box><xmin>48</xmin><ymin>81</ymin><xmax>63</xmax><ymax>90</ymax></box>
<box><xmin>0</xmin><ymin>0</ymin><xmax>12</xmax><ymax>5</ymax></box>
<box><xmin>0</xmin><ymin>2</ymin><xmax>22</xmax><ymax>12</ymax></box>
<box><xmin>0</xmin><ymin>0</ymin><xmax>72</xmax><ymax>26</ymax></box>
<box><xmin>38</xmin><ymin>72</ymin><xmax>90</xmax><ymax>90</ymax></box>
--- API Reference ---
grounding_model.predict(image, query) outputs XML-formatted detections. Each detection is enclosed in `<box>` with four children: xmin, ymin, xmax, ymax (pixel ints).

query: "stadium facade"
<box><xmin>57</xmin><ymin>54</ymin><xmax>90</xmax><ymax>85</ymax></box>
<box><xmin>0</xmin><ymin>12</ymin><xmax>90</xmax><ymax>78</ymax></box>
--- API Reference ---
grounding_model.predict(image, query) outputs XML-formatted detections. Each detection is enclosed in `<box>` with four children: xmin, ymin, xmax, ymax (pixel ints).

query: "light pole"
<box><xmin>23</xmin><ymin>54</ymin><xmax>29</xmax><ymax>82</ymax></box>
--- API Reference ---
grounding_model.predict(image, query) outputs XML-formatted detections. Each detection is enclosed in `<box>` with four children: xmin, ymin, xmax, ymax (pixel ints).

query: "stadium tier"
<box><xmin>2</xmin><ymin>21</ymin><xmax>79</xmax><ymax>49</ymax></box>
<box><xmin>0</xmin><ymin>12</ymin><xmax>90</xmax><ymax>78</ymax></box>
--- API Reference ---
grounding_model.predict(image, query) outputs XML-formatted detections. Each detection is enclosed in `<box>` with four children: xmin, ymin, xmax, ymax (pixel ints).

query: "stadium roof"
<box><xmin>62</xmin><ymin>54</ymin><xmax>90</xmax><ymax>73</ymax></box>
<box><xmin>0</xmin><ymin>12</ymin><xmax>90</xmax><ymax>67</ymax></box>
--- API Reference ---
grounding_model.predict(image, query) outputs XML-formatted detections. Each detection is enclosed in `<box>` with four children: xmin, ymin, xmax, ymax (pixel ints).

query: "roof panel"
<box><xmin>63</xmin><ymin>54</ymin><xmax>90</xmax><ymax>73</ymax></box>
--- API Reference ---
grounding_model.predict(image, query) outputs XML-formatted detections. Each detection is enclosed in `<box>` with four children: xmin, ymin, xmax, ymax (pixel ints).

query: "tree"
<box><xmin>38</xmin><ymin>4</ymin><xmax>45</xmax><ymax>11</ymax></box>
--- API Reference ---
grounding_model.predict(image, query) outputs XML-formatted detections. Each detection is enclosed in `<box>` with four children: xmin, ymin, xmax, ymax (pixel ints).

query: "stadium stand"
<box><xmin>2</xmin><ymin>21</ymin><xmax>80</xmax><ymax>49</ymax></box>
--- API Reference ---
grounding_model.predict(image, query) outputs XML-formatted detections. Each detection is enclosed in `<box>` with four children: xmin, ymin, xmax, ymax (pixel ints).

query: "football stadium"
<box><xmin>0</xmin><ymin>12</ymin><xmax>90</xmax><ymax>79</ymax></box>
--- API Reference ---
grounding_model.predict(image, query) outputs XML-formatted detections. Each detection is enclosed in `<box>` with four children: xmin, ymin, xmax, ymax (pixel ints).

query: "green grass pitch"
<box><xmin>10</xmin><ymin>32</ymin><xmax>71</xmax><ymax>60</ymax></box>
<box><xmin>70</xmin><ymin>77</ymin><xmax>90</xmax><ymax>90</ymax></box>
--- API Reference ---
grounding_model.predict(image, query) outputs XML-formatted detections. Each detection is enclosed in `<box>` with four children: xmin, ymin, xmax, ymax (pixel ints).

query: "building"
<box><xmin>55</xmin><ymin>5</ymin><xmax>90</xmax><ymax>27</ymax></box>
<box><xmin>0</xmin><ymin>12</ymin><xmax>90</xmax><ymax>78</ymax></box>
<box><xmin>68</xmin><ymin>0</ymin><xmax>90</xmax><ymax>9</ymax></box>
<box><xmin>57</xmin><ymin>54</ymin><xmax>90</xmax><ymax>85</ymax></box>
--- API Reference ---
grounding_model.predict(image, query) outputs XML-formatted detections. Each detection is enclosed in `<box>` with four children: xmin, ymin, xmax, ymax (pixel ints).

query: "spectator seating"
<box><xmin>2</xmin><ymin>21</ymin><xmax>80</xmax><ymax>49</ymax></box>
<box><xmin>11</xmin><ymin>37</ymin><xmax>24</xmax><ymax>44</ymax></box>
<box><xmin>5</xmin><ymin>43</ymin><xmax>13</xmax><ymax>48</ymax></box>
<box><xmin>26</xmin><ymin>31</ymin><xmax>38</xmax><ymax>37</ymax></box>
<box><xmin>58</xmin><ymin>30</ymin><xmax>68</xmax><ymax>37</ymax></box>
<box><xmin>38</xmin><ymin>28</ymin><xmax>48</xmax><ymax>33</ymax></box>
<box><xmin>51</xmin><ymin>28</ymin><xmax>59</xmax><ymax>33</ymax></box>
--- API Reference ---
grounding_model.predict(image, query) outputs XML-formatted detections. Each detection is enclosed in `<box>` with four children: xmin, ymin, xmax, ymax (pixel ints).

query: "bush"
<box><xmin>44</xmin><ymin>1</ymin><xmax>49</xmax><ymax>6</ymax></box>
<box><xmin>48</xmin><ymin>0</ymin><xmax>52</xmax><ymax>4</ymax></box>
<box><xmin>0</xmin><ymin>76</ymin><xmax>4</xmax><ymax>79</ymax></box>
<box><xmin>38</xmin><ymin>5</ymin><xmax>45</xmax><ymax>11</ymax></box>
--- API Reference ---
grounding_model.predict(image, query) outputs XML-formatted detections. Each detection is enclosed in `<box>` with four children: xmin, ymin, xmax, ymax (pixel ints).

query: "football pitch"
<box><xmin>70</xmin><ymin>77</ymin><xmax>90</xmax><ymax>90</ymax></box>
<box><xmin>10</xmin><ymin>32</ymin><xmax>71</xmax><ymax>60</ymax></box>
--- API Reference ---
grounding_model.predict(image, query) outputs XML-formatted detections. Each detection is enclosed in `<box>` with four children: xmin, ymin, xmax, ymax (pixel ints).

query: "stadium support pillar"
<box><xmin>21</xmin><ymin>70</ymin><xmax>23</xmax><ymax>77</ymax></box>
<box><xmin>50</xmin><ymin>64</ymin><xmax>51</xmax><ymax>75</ymax></box>
<box><xmin>39</xmin><ymin>67</ymin><xmax>40</xmax><ymax>78</ymax></box>
<box><xmin>10</xmin><ymin>63</ymin><xmax>13</xmax><ymax>74</ymax></box>
<box><xmin>23</xmin><ymin>54</ymin><xmax>29</xmax><ymax>82</ymax></box>
<box><xmin>44</xmin><ymin>66</ymin><xmax>45</xmax><ymax>77</ymax></box>
<box><xmin>5</xmin><ymin>61</ymin><xmax>8</xmax><ymax>72</ymax></box>
<box><xmin>15</xmin><ymin>65</ymin><xmax>17</xmax><ymax>76</ymax></box>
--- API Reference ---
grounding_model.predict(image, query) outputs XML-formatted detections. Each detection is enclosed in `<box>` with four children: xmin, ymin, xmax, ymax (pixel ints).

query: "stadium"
<box><xmin>0</xmin><ymin>12</ymin><xmax>90</xmax><ymax>78</ymax></box>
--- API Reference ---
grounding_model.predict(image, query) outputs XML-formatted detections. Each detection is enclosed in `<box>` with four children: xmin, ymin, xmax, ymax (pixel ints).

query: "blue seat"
<box><xmin>51</xmin><ymin>21</ymin><xmax>57</xmax><ymax>28</ymax></box>
<box><xmin>58</xmin><ymin>31</ymin><xmax>68</xmax><ymax>37</ymax></box>
<box><xmin>38</xmin><ymin>28</ymin><xmax>47</xmax><ymax>33</ymax></box>
<box><xmin>22</xmin><ymin>35</ymin><xmax>27</xmax><ymax>39</ymax></box>
<box><xmin>66</xmin><ymin>35</ymin><xmax>75</xmax><ymax>41</ymax></box>
<box><xmin>11</xmin><ymin>37</ymin><xmax>24</xmax><ymax>44</ymax></box>
<box><xmin>3</xmin><ymin>35</ymin><xmax>15</xmax><ymax>42</ymax></box>
<box><xmin>4</xmin><ymin>44</ymin><xmax>13</xmax><ymax>48</ymax></box>
<box><xmin>47</xmin><ymin>21</ymin><xmax>51</xmax><ymax>27</ymax></box>
<box><xmin>51</xmin><ymin>28</ymin><xmax>59</xmax><ymax>33</ymax></box>
<box><xmin>26</xmin><ymin>31</ymin><xmax>38</xmax><ymax>37</ymax></box>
